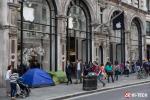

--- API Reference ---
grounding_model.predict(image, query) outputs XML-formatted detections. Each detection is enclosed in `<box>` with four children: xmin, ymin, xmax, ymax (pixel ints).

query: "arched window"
<box><xmin>131</xmin><ymin>18</ymin><xmax>142</xmax><ymax>63</ymax></box>
<box><xmin>111</xmin><ymin>11</ymin><xmax>122</xmax><ymax>64</ymax></box>
<box><xmin>66</xmin><ymin>0</ymin><xmax>92</xmax><ymax>63</ymax></box>
<box><xmin>17</xmin><ymin>0</ymin><xmax>57</xmax><ymax>71</ymax></box>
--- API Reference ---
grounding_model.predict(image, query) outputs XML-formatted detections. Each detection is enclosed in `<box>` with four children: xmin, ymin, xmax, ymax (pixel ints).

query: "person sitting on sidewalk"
<box><xmin>105</xmin><ymin>62</ymin><xmax>114</xmax><ymax>83</ymax></box>
<box><xmin>10</xmin><ymin>68</ymin><xmax>19</xmax><ymax>100</ymax></box>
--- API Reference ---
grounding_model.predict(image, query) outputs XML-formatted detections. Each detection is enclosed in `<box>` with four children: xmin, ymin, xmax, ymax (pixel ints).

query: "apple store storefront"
<box><xmin>17</xmin><ymin>0</ymin><xmax>92</xmax><ymax>72</ymax></box>
<box><xmin>16</xmin><ymin>0</ymin><xmax>143</xmax><ymax>72</ymax></box>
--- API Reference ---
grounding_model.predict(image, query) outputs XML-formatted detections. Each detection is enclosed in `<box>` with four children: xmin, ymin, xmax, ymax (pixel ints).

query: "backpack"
<box><xmin>105</xmin><ymin>65</ymin><xmax>113</xmax><ymax>72</ymax></box>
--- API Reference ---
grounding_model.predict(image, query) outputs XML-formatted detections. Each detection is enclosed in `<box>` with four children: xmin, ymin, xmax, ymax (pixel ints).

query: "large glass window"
<box><xmin>67</xmin><ymin>0</ymin><xmax>92</xmax><ymax>64</ymax></box>
<box><xmin>68</xmin><ymin>6</ymin><xmax>86</xmax><ymax>31</ymax></box>
<box><xmin>18</xmin><ymin>0</ymin><xmax>57</xmax><ymax>71</ymax></box>
<box><xmin>146</xmin><ymin>21</ymin><xmax>150</xmax><ymax>36</ymax></box>
<box><xmin>130</xmin><ymin>18</ymin><xmax>142</xmax><ymax>63</ymax></box>
<box><xmin>131</xmin><ymin>21</ymin><xmax>139</xmax><ymax>61</ymax></box>
<box><xmin>111</xmin><ymin>11</ymin><xmax>122</xmax><ymax>64</ymax></box>
<box><xmin>147</xmin><ymin>0</ymin><xmax>150</xmax><ymax>11</ymax></box>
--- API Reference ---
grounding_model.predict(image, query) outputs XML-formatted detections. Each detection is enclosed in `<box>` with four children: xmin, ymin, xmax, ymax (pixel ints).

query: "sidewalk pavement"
<box><xmin>0</xmin><ymin>74</ymin><xmax>150</xmax><ymax>100</ymax></box>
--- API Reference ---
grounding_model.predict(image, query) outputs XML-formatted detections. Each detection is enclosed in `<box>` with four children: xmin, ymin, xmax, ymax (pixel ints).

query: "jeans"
<box><xmin>97</xmin><ymin>74</ymin><xmax>105</xmax><ymax>86</ymax></box>
<box><xmin>66</xmin><ymin>73</ymin><xmax>72</xmax><ymax>84</ymax></box>
<box><xmin>115</xmin><ymin>70</ymin><xmax>119</xmax><ymax>81</ymax></box>
<box><xmin>10</xmin><ymin>82</ymin><xmax>17</xmax><ymax>97</ymax></box>
<box><xmin>77</xmin><ymin>70</ymin><xmax>82</xmax><ymax>83</ymax></box>
<box><xmin>107</xmin><ymin>72</ymin><xmax>114</xmax><ymax>83</ymax></box>
<box><xmin>125</xmin><ymin>69</ymin><xmax>129</xmax><ymax>77</ymax></box>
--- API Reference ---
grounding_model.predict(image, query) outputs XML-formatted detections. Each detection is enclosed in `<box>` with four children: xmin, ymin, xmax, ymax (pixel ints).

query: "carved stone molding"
<box><xmin>0</xmin><ymin>25</ymin><xmax>10</xmax><ymax>30</ymax></box>
<box><xmin>8</xmin><ymin>2</ymin><xmax>19</xmax><ymax>8</ymax></box>
<box><xmin>9</xmin><ymin>33</ymin><xmax>17</xmax><ymax>37</ymax></box>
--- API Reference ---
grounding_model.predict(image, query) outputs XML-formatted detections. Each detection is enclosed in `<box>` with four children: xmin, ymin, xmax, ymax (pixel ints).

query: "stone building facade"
<box><xmin>0</xmin><ymin>0</ymin><xmax>148</xmax><ymax>87</ymax></box>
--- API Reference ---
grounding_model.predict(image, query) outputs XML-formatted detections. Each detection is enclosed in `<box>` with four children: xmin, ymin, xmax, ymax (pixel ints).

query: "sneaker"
<box><xmin>11</xmin><ymin>97</ymin><xmax>16</xmax><ymax>100</ymax></box>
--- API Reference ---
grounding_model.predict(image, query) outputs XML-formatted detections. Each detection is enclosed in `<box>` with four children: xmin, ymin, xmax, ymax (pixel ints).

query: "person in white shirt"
<box><xmin>10</xmin><ymin>68</ymin><xmax>19</xmax><ymax>99</ymax></box>
<box><xmin>5</xmin><ymin>65</ymin><xmax>12</xmax><ymax>96</ymax></box>
<box><xmin>76</xmin><ymin>60</ymin><xmax>82</xmax><ymax>84</ymax></box>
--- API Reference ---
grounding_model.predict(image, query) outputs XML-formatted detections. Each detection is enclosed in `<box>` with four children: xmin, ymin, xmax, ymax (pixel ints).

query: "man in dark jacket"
<box><xmin>65</xmin><ymin>60</ymin><xmax>72</xmax><ymax>85</ymax></box>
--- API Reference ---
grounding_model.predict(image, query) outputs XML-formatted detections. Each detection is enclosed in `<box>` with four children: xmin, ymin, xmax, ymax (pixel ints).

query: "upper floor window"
<box><xmin>146</xmin><ymin>21</ymin><xmax>150</xmax><ymax>36</ymax></box>
<box><xmin>147</xmin><ymin>0</ymin><xmax>150</xmax><ymax>12</ymax></box>
<box><xmin>100</xmin><ymin>7</ymin><xmax>104</xmax><ymax>24</ymax></box>
<box><xmin>68</xmin><ymin>6</ymin><xmax>86</xmax><ymax>31</ymax></box>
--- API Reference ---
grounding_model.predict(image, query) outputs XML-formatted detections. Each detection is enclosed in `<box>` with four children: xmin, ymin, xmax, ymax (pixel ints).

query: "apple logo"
<box><xmin>116</xmin><ymin>22</ymin><xmax>121</xmax><ymax>29</ymax></box>
<box><xmin>23</xmin><ymin>6</ymin><xmax>34</xmax><ymax>22</ymax></box>
<box><xmin>69</xmin><ymin>17</ymin><xmax>74</xmax><ymax>29</ymax></box>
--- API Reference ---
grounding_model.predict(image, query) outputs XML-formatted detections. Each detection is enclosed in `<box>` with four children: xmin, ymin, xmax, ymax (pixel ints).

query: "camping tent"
<box><xmin>21</xmin><ymin>68</ymin><xmax>54</xmax><ymax>87</ymax></box>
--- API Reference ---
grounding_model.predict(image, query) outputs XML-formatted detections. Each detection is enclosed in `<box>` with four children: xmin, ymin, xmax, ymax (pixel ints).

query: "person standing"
<box><xmin>114</xmin><ymin>61</ymin><xmax>120</xmax><ymax>81</ymax></box>
<box><xmin>76</xmin><ymin>60</ymin><xmax>82</xmax><ymax>84</ymax></box>
<box><xmin>65</xmin><ymin>60</ymin><xmax>72</xmax><ymax>85</ymax></box>
<box><xmin>131</xmin><ymin>62</ymin><xmax>135</xmax><ymax>73</ymax></box>
<box><xmin>125</xmin><ymin>61</ymin><xmax>130</xmax><ymax>77</ymax></box>
<box><xmin>83</xmin><ymin>62</ymin><xmax>89</xmax><ymax>76</ymax></box>
<box><xmin>5</xmin><ymin>65</ymin><xmax>12</xmax><ymax>96</ymax></box>
<box><xmin>143</xmin><ymin>59</ymin><xmax>150</xmax><ymax>77</ymax></box>
<box><xmin>136</xmin><ymin>60</ymin><xmax>141</xmax><ymax>72</ymax></box>
<box><xmin>10</xmin><ymin>68</ymin><xmax>19</xmax><ymax>100</ymax></box>
<box><xmin>105</xmin><ymin>62</ymin><xmax>114</xmax><ymax>83</ymax></box>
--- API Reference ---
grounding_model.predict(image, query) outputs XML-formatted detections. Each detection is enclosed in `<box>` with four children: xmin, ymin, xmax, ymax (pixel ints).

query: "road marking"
<box><xmin>65</xmin><ymin>82</ymin><xmax>150</xmax><ymax>100</ymax></box>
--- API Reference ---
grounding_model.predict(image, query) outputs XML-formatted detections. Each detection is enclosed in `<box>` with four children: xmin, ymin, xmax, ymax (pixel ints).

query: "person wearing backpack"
<box><xmin>105</xmin><ymin>62</ymin><xmax>114</xmax><ymax>83</ymax></box>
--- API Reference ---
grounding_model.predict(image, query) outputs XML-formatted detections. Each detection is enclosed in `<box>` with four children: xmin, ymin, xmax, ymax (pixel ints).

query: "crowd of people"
<box><xmin>65</xmin><ymin>59</ymin><xmax>150</xmax><ymax>87</ymax></box>
<box><xmin>5</xmin><ymin>59</ymin><xmax>150</xmax><ymax>99</ymax></box>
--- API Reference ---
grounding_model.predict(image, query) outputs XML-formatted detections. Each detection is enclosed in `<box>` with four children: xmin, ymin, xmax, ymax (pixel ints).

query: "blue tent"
<box><xmin>21</xmin><ymin>68</ymin><xmax>54</xmax><ymax>87</ymax></box>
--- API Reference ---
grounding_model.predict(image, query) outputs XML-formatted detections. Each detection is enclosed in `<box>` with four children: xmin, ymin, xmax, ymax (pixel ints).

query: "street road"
<box><xmin>67</xmin><ymin>83</ymin><xmax>150</xmax><ymax>100</ymax></box>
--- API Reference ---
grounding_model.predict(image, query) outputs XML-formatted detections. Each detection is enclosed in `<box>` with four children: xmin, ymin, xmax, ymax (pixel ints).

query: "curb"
<box><xmin>49</xmin><ymin>80</ymin><xmax>150</xmax><ymax>100</ymax></box>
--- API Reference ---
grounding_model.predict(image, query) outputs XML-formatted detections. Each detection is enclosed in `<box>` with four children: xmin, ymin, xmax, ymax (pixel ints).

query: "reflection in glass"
<box><xmin>18</xmin><ymin>0</ymin><xmax>54</xmax><ymax>70</ymax></box>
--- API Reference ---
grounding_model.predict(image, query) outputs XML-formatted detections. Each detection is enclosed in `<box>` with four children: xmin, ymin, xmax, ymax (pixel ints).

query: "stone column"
<box><xmin>0</xmin><ymin>26</ymin><xmax>10</xmax><ymax>87</ymax></box>
<box><xmin>0</xmin><ymin>0</ymin><xmax>9</xmax><ymax>87</ymax></box>
<box><xmin>0</xmin><ymin>0</ymin><xmax>19</xmax><ymax>87</ymax></box>
<box><xmin>57</xmin><ymin>15</ymin><xmax>67</xmax><ymax>71</ymax></box>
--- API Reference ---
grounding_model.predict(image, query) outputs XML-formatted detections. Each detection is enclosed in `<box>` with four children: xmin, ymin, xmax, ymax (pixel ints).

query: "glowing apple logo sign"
<box><xmin>23</xmin><ymin>6</ymin><xmax>34</xmax><ymax>22</ymax></box>
<box><xmin>116</xmin><ymin>22</ymin><xmax>121</xmax><ymax>29</ymax></box>
<box><xmin>69</xmin><ymin>17</ymin><xmax>74</xmax><ymax>29</ymax></box>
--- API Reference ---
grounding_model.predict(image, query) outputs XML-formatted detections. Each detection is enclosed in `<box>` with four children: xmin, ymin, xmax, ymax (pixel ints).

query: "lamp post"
<box><xmin>20</xmin><ymin>0</ymin><xmax>24</xmax><ymax>65</ymax></box>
